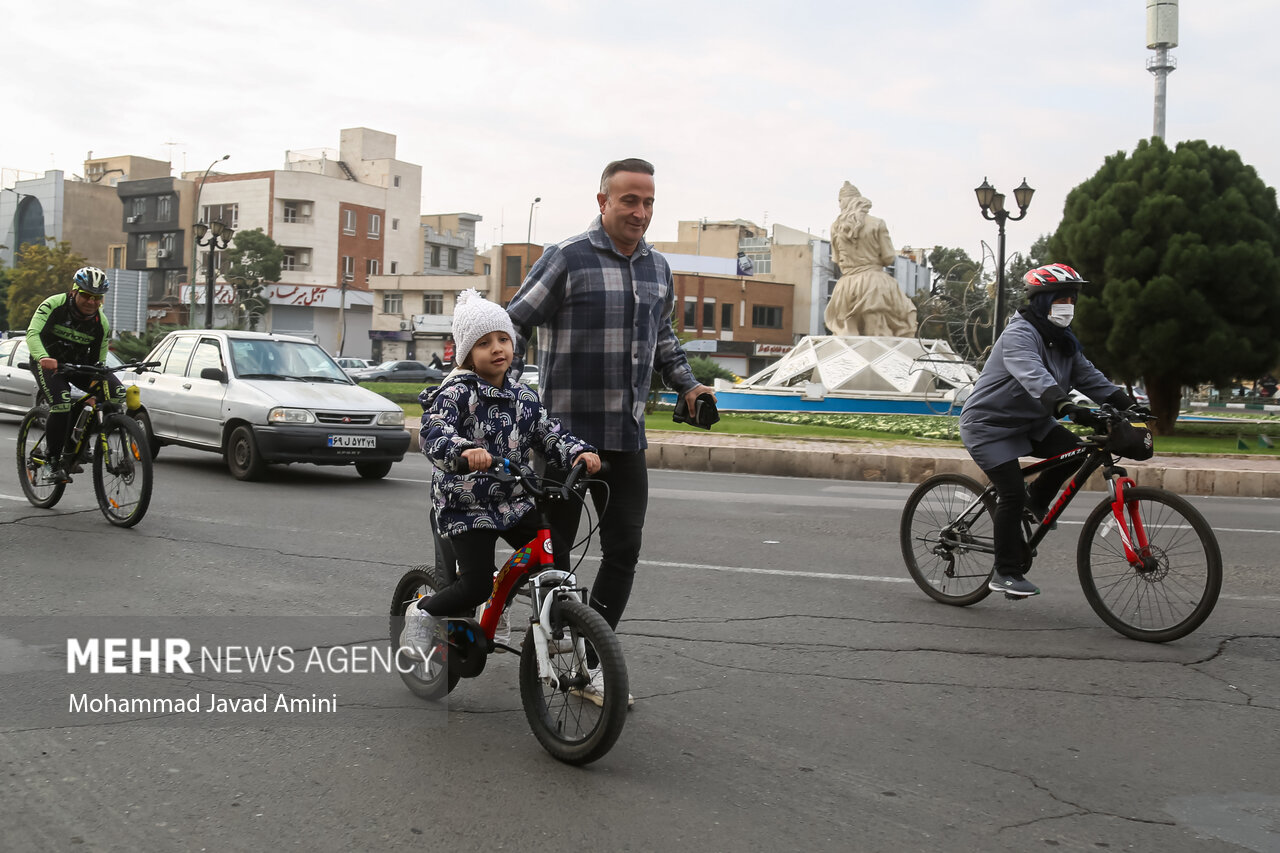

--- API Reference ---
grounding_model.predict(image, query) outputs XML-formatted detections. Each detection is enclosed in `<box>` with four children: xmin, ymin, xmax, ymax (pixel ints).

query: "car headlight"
<box><xmin>268</xmin><ymin>407</ymin><xmax>316</xmax><ymax>424</ymax></box>
<box><xmin>376</xmin><ymin>410</ymin><xmax>405</xmax><ymax>426</ymax></box>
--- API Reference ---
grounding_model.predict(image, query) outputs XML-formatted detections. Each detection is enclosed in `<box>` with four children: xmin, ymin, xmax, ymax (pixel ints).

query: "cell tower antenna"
<box><xmin>162</xmin><ymin>140</ymin><xmax>186</xmax><ymax>173</ymax></box>
<box><xmin>1145</xmin><ymin>0</ymin><xmax>1179</xmax><ymax>140</ymax></box>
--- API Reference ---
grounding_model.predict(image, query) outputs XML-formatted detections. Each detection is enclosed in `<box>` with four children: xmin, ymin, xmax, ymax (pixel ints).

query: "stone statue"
<box><xmin>824</xmin><ymin>182</ymin><xmax>917</xmax><ymax>337</ymax></box>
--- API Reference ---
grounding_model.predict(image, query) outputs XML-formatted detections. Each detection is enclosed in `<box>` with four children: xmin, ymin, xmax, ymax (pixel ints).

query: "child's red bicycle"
<box><xmin>389</xmin><ymin>460</ymin><xmax>628</xmax><ymax>765</ymax></box>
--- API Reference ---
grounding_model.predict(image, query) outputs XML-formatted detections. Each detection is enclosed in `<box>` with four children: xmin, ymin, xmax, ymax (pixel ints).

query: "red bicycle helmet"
<box><xmin>1024</xmin><ymin>263</ymin><xmax>1085</xmax><ymax>296</ymax></box>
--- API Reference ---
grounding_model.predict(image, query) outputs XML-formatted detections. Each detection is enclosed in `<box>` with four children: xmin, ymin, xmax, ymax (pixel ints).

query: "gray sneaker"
<box><xmin>988</xmin><ymin>572</ymin><xmax>1040</xmax><ymax>597</ymax></box>
<box><xmin>399</xmin><ymin>601</ymin><xmax>441</xmax><ymax>662</ymax></box>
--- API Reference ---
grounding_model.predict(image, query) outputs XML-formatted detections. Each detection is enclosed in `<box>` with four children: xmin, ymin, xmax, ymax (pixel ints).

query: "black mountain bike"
<box><xmin>16</xmin><ymin>360</ymin><xmax>159</xmax><ymax>528</ymax></box>
<box><xmin>900</xmin><ymin>406</ymin><xmax>1222</xmax><ymax>643</ymax></box>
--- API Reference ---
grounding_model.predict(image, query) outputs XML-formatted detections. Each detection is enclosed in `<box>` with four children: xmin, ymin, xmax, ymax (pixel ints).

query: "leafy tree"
<box><xmin>0</xmin><ymin>263</ymin><xmax>12</xmax><ymax>332</ymax></box>
<box><xmin>1005</xmin><ymin>233</ymin><xmax>1051</xmax><ymax>303</ymax></box>
<box><xmin>1050</xmin><ymin>138</ymin><xmax>1280</xmax><ymax>433</ymax></box>
<box><xmin>928</xmin><ymin>246</ymin><xmax>980</xmax><ymax>290</ymax></box>
<box><xmin>224</xmin><ymin>228</ymin><xmax>282</xmax><ymax>331</ymax></box>
<box><xmin>113</xmin><ymin>324</ymin><xmax>184</xmax><ymax>361</ymax></box>
<box><xmin>687</xmin><ymin>354</ymin><xmax>739</xmax><ymax>385</ymax></box>
<box><xmin>7</xmin><ymin>240</ymin><xmax>88</xmax><ymax>328</ymax></box>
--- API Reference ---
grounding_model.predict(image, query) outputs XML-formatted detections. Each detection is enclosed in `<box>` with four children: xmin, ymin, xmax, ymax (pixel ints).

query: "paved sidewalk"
<box><xmin>643</xmin><ymin>431</ymin><xmax>1280</xmax><ymax>498</ymax></box>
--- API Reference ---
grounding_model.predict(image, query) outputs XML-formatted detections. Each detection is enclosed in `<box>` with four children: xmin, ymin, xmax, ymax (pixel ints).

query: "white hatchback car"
<box><xmin>120</xmin><ymin>330</ymin><xmax>409</xmax><ymax>481</ymax></box>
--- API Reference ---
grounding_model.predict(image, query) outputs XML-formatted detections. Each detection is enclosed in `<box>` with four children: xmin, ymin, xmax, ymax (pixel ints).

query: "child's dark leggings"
<box><xmin>418</xmin><ymin>514</ymin><xmax>568</xmax><ymax>616</ymax></box>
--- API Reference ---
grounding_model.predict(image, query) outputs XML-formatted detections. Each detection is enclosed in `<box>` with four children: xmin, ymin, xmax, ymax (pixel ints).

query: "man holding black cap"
<box><xmin>507</xmin><ymin>158</ymin><xmax>714</xmax><ymax>704</ymax></box>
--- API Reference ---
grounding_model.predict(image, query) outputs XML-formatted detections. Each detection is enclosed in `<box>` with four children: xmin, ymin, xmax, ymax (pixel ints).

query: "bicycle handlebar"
<box><xmin>466</xmin><ymin>457</ymin><xmax>603</xmax><ymax>501</ymax></box>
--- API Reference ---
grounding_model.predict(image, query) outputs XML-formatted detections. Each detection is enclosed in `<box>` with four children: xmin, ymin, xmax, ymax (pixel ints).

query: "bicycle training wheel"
<box><xmin>389</xmin><ymin>565</ymin><xmax>459</xmax><ymax>700</ymax></box>
<box><xmin>519</xmin><ymin>599</ymin><xmax>627</xmax><ymax>765</ymax></box>
<box><xmin>93</xmin><ymin>414</ymin><xmax>153</xmax><ymax>527</ymax></box>
<box><xmin>1077</xmin><ymin>487</ymin><xmax>1222</xmax><ymax>643</ymax></box>
<box><xmin>900</xmin><ymin>473</ymin><xmax>996</xmax><ymax>606</ymax></box>
<box><xmin>16</xmin><ymin>407</ymin><xmax>66</xmax><ymax>509</ymax></box>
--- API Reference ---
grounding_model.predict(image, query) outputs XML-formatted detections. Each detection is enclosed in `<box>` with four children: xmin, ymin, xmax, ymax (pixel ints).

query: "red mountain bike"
<box><xmin>389</xmin><ymin>460</ymin><xmax>628</xmax><ymax>765</ymax></box>
<box><xmin>900</xmin><ymin>406</ymin><xmax>1222</xmax><ymax>643</ymax></box>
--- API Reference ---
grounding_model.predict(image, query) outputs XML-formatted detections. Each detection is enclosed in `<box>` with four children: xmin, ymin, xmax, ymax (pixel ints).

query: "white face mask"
<box><xmin>1048</xmin><ymin>303</ymin><xmax>1075</xmax><ymax>328</ymax></box>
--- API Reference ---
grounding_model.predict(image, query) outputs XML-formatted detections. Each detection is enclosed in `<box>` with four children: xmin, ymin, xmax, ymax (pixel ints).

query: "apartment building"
<box><xmin>366</xmin><ymin>213</ymin><xmax>484</xmax><ymax>362</ymax></box>
<box><xmin>652</xmin><ymin>219</ymin><xmax>837</xmax><ymax>374</ymax></box>
<box><xmin>1</xmin><ymin>154</ymin><xmax>169</xmax><ymax>270</ymax></box>
<box><xmin>192</xmin><ymin>128</ymin><xmax>423</xmax><ymax>356</ymax></box>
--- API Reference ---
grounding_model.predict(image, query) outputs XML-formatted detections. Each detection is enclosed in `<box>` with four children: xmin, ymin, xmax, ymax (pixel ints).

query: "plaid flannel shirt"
<box><xmin>507</xmin><ymin>216</ymin><xmax>697</xmax><ymax>452</ymax></box>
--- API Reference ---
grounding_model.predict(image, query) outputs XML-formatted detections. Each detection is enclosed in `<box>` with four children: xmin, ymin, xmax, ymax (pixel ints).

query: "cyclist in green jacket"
<box><xmin>26</xmin><ymin>267</ymin><xmax>125</xmax><ymax>482</ymax></box>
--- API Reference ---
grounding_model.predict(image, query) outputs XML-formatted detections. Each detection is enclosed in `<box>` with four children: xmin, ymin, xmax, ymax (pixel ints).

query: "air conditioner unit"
<box><xmin>399</xmin><ymin>320</ymin><xmax>410</xmax><ymax>331</ymax></box>
<box><xmin>126</xmin><ymin>215</ymin><xmax>139</xmax><ymax>224</ymax></box>
<box><xmin>156</xmin><ymin>249</ymin><xmax>170</xmax><ymax>259</ymax></box>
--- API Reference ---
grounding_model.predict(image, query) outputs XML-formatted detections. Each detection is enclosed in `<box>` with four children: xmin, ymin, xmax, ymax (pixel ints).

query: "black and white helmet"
<box><xmin>1023</xmin><ymin>263</ymin><xmax>1085</xmax><ymax>297</ymax></box>
<box><xmin>73</xmin><ymin>266</ymin><xmax>110</xmax><ymax>295</ymax></box>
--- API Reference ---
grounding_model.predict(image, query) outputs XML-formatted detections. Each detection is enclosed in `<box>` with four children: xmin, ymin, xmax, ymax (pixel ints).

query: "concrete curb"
<box><xmin>642</xmin><ymin>432</ymin><xmax>1280</xmax><ymax>498</ymax></box>
<box><xmin>404</xmin><ymin>419</ymin><xmax>1280</xmax><ymax>498</ymax></box>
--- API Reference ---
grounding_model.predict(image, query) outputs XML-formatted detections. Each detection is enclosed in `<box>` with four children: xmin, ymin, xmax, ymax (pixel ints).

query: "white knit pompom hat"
<box><xmin>451</xmin><ymin>288</ymin><xmax>516</xmax><ymax>367</ymax></box>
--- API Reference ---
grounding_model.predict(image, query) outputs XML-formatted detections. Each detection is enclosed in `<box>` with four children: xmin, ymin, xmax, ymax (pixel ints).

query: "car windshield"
<box><xmin>229</xmin><ymin>339</ymin><xmax>351</xmax><ymax>383</ymax></box>
<box><xmin>376</xmin><ymin>361</ymin><xmax>399</xmax><ymax>370</ymax></box>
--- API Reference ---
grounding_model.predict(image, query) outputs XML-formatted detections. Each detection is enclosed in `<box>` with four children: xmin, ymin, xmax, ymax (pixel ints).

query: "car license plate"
<box><xmin>328</xmin><ymin>434</ymin><xmax>377</xmax><ymax>449</ymax></box>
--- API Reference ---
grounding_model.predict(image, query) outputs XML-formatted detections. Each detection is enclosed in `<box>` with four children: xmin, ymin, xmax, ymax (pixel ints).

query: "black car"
<box><xmin>349</xmin><ymin>360</ymin><xmax>445</xmax><ymax>384</ymax></box>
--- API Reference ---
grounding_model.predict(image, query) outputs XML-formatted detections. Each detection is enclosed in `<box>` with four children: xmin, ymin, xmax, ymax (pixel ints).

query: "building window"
<box><xmin>342</xmin><ymin>256</ymin><xmax>354</xmax><ymax>282</ymax></box>
<box><xmin>283</xmin><ymin>201</ymin><xmax>299</xmax><ymax>223</ymax></box>
<box><xmin>383</xmin><ymin>291</ymin><xmax>403</xmax><ymax>314</ymax></box>
<box><xmin>368</xmin><ymin>214</ymin><xmax>381</xmax><ymax>239</ymax></box>
<box><xmin>135</xmin><ymin>234</ymin><xmax>150</xmax><ymax>260</ymax></box>
<box><xmin>751</xmin><ymin>305</ymin><xmax>784</xmax><ymax>329</ymax></box>
<box><xmin>132</xmin><ymin>198</ymin><xmax>146</xmax><ymax>217</ymax></box>
<box><xmin>683</xmin><ymin>300</ymin><xmax>697</xmax><ymax>329</ymax></box>
<box><xmin>281</xmin><ymin>248</ymin><xmax>312</xmax><ymax>272</ymax></box>
<box><xmin>483</xmin><ymin>262</ymin><xmax>491</xmax><ymax>275</ymax></box>
<box><xmin>392</xmin><ymin>218</ymin><xmax>399</xmax><ymax>231</ymax></box>
<box><xmin>448</xmin><ymin>247</ymin><xmax>458</xmax><ymax>270</ymax></box>
<box><xmin>504</xmin><ymin>256</ymin><xmax>522</xmax><ymax>287</ymax></box>
<box><xmin>343</xmin><ymin>210</ymin><xmax>356</xmax><ymax>234</ymax></box>
<box><xmin>161</xmin><ymin>233</ymin><xmax>176</xmax><ymax>256</ymax></box>
<box><xmin>202</xmin><ymin>203</ymin><xmax>239</xmax><ymax>229</ymax></box>
<box><xmin>423</xmin><ymin>292</ymin><xmax>443</xmax><ymax>314</ymax></box>
<box><xmin>366</xmin><ymin>258</ymin><xmax>380</xmax><ymax>276</ymax></box>
<box><xmin>393</xmin><ymin>175</ymin><xmax>402</xmax><ymax>188</ymax></box>
<box><xmin>703</xmin><ymin>301</ymin><xmax>716</xmax><ymax>330</ymax></box>
<box><xmin>157</xmin><ymin>196</ymin><xmax>172</xmax><ymax>222</ymax></box>
<box><xmin>389</xmin><ymin>261</ymin><xmax>399</xmax><ymax>274</ymax></box>
<box><xmin>721</xmin><ymin>302</ymin><xmax>733</xmax><ymax>331</ymax></box>
<box><xmin>430</xmin><ymin>245</ymin><xmax>441</xmax><ymax>267</ymax></box>
<box><xmin>109</xmin><ymin>246</ymin><xmax>124</xmax><ymax>268</ymax></box>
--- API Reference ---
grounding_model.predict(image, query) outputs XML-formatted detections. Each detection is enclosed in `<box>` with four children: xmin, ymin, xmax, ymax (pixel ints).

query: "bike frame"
<box><xmin>952</xmin><ymin>438</ymin><xmax>1153</xmax><ymax>568</ymax></box>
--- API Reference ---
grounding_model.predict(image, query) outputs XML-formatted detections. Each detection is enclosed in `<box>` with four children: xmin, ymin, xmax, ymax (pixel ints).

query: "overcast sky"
<box><xmin>8</xmin><ymin>0</ymin><xmax>1278</xmax><ymax>268</ymax></box>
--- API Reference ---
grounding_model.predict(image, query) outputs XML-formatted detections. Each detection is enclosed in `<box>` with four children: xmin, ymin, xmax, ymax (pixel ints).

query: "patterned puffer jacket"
<box><xmin>419</xmin><ymin>370</ymin><xmax>594</xmax><ymax>537</ymax></box>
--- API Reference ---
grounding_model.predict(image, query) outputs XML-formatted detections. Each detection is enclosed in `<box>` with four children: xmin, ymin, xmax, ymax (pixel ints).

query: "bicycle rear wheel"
<box><xmin>1077</xmin><ymin>487</ymin><xmax>1222</xmax><ymax>643</ymax></box>
<box><xmin>900</xmin><ymin>473</ymin><xmax>996</xmax><ymax>606</ymax></box>
<box><xmin>16</xmin><ymin>407</ymin><xmax>66</xmax><ymax>509</ymax></box>
<box><xmin>519</xmin><ymin>599</ymin><xmax>627</xmax><ymax>765</ymax></box>
<box><xmin>389</xmin><ymin>565</ymin><xmax>459</xmax><ymax>700</ymax></box>
<box><xmin>93</xmin><ymin>414</ymin><xmax>153</xmax><ymax>527</ymax></box>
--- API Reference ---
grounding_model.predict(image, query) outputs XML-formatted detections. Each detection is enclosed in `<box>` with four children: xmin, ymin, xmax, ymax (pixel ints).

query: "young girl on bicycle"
<box><xmin>400</xmin><ymin>289</ymin><xmax>601</xmax><ymax>659</ymax></box>
<box><xmin>958</xmin><ymin>264</ymin><xmax>1146</xmax><ymax>598</ymax></box>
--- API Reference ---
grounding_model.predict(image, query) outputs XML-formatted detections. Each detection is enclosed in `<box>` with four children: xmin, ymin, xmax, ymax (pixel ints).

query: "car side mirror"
<box><xmin>200</xmin><ymin>367</ymin><xmax>228</xmax><ymax>383</ymax></box>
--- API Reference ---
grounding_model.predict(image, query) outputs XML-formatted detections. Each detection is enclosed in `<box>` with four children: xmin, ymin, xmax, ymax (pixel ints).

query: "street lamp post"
<box><xmin>527</xmin><ymin>196</ymin><xmax>541</xmax><ymax>244</ymax></box>
<box><xmin>194</xmin><ymin>220</ymin><xmax>235</xmax><ymax>329</ymax></box>
<box><xmin>974</xmin><ymin>177</ymin><xmax>1035</xmax><ymax>339</ymax></box>
<box><xmin>188</xmin><ymin>154</ymin><xmax>229</xmax><ymax>321</ymax></box>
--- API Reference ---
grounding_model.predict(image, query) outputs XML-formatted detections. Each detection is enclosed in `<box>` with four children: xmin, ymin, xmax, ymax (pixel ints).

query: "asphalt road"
<box><xmin>2</xmin><ymin>420</ymin><xmax>1278</xmax><ymax>853</ymax></box>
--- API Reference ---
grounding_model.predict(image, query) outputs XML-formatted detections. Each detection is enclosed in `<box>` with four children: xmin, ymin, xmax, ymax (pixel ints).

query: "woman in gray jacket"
<box><xmin>959</xmin><ymin>264</ymin><xmax>1140</xmax><ymax>597</ymax></box>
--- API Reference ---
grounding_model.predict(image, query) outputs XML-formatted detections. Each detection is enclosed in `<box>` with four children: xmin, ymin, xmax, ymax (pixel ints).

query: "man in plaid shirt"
<box><xmin>507</xmin><ymin>158</ymin><xmax>715</xmax><ymax>677</ymax></box>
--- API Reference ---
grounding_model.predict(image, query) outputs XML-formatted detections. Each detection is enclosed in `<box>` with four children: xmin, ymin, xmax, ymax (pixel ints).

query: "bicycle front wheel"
<box><xmin>16</xmin><ymin>407</ymin><xmax>66</xmax><ymax>509</ymax></box>
<box><xmin>93</xmin><ymin>414</ymin><xmax>153</xmax><ymax>527</ymax></box>
<box><xmin>900</xmin><ymin>473</ymin><xmax>995</xmax><ymax>606</ymax></box>
<box><xmin>389</xmin><ymin>565</ymin><xmax>459</xmax><ymax>700</ymax></box>
<box><xmin>1077</xmin><ymin>487</ymin><xmax>1222</xmax><ymax>643</ymax></box>
<box><xmin>519</xmin><ymin>599</ymin><xmax>627</xmax><ymax>765</ymax></box>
